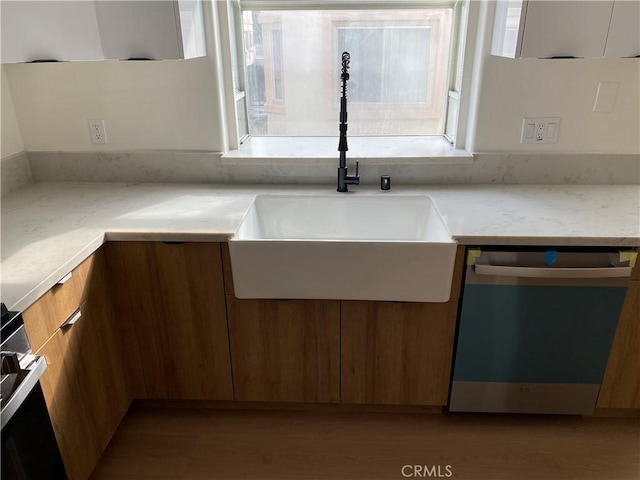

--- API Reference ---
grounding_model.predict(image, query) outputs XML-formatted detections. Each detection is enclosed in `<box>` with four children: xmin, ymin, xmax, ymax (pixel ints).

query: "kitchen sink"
<box><xmin>228</xmin><ymin>194</ymin><xmax>457</xmax><ymax>302</ymax></box>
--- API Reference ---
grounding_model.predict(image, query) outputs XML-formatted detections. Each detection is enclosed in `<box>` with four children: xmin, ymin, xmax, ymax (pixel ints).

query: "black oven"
<box><xmin>1</xmin><ymin>304</ymin><xmax>67</xmax><ymax>479</ymax></box>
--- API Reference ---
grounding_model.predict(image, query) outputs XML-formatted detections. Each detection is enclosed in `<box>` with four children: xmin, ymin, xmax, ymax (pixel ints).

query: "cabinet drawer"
<box><xmin>23</xmin><ymin>254</ymin><xmax>95</xmax><ymax>352</ymax></box>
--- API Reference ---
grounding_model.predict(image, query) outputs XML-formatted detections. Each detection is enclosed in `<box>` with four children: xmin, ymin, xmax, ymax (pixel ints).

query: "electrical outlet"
<box><xmin>521</xmin><ymin>117</ymin><xmax>560</xmax><ymax>144</ymax></box>
<box><xmin>88</xmin><ymin>119</ymin><xmax>107</xmax><ymax>144</ymax></box>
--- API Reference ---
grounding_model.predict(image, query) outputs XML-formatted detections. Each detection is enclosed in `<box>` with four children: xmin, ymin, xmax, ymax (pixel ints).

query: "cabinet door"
<box><xmin>342</xmin><ymin>300</ymin><xmax>458</xmax><ymax>406</ymax></box>
<box><xmin>106</xmin><ymin>242</ymin><xmax>233</xmax><ymax>400</ymax></box>
<box><xmin>520</xmin><ymin>1</ymin><xmax>614</xmax><ymax>58</ymax></box>
<box><xmin>37</xmin><ymin>326</ymin><xmax>100</xmax><ymax>480</ymax></box>
<box><xmin>36</xmin><ymin>249</ymin><xmax>131</xmax><ymax>479</ymax></box>
<box><xmin>605</xmin><ymin>1</ymin><xmax>640</xmax><ymax>57</ymax></box>
<box><xmin>597</xmin><ymin>281</ymin><xmax>640</xmax><ymax>409</ymax></box>
<box><xmin>72</xmin><ymin>251</ymin><xmax>130</xmax><ymax>454</ymax></box>
<box><xmin>0</xmin><ymin>1</ymin><xmax>103</xmax><ymax>63</ymax></box>
<box><xmin>227</xmin><ymin>298</ymin><xmax>341</xmax><ymax>403</ymax></box>
<box><xmin>94</xmin><ymin>0</ymin><xmax>205</xmax><ymax>60</ymax></box>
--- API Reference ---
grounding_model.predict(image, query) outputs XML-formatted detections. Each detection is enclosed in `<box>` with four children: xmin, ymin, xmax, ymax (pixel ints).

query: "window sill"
<box><xmin>221</xmin><ymin>136</ymin><xmax>473</xmax><ymax>165</ymax></box>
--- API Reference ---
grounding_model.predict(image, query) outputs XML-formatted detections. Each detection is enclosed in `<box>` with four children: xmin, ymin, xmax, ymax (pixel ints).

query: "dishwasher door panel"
<box><xmin>453</xmin><ymin>284</ymin><xmax>625</xmax><ymax>385</ymax></box>
<box><xmin>450</xmin><ymin>248</ymin><xmax>631</xmax><ymax>415</ymax></box>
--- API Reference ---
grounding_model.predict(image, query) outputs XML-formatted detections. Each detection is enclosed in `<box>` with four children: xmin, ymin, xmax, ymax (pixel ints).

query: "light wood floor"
<box><xmin>91</xmin><ymin>406</ymin><xmax>640</xmax><ymax>480</ymax></box>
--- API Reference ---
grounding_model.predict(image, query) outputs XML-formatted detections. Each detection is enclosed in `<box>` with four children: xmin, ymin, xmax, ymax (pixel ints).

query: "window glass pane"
<box><xmin>338</xmin><ymin>28</ymin><xmax>384</xmax><ymax>102</ymax></box>
<box><xmin>243</xmin><ymin>9</ymin><xmax>452</xmax><ymax>136</ymax></box>
<box><xmin>272</xmin><ymin>29</ymin><xmax>284</xmax><ymax>100</ymax></box>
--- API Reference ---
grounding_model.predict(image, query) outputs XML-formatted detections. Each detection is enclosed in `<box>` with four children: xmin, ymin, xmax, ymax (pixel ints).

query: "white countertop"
<box><xmin>1</xmin><ymin>182</ymin><xmax>639</xmax><ymax>312</ymax></box>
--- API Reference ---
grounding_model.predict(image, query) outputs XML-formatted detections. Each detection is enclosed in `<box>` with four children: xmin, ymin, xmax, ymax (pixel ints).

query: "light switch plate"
<box><xmin>521</xmin><ymin>117</ymin><xmax>560</xmax><ymax>144</ymax></box>
<box><xmin>593</xmin><ymin>82</ymin><xmax>618</xmax><ymax>113</ymax></box>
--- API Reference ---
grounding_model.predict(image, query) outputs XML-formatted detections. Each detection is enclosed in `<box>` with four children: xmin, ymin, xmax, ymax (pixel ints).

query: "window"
<box><xmin>337</xmin><ymin>26</ymin><xmax>432</xmax><ymax>104</ymax></box>
<box><xmin>225</xmin><ymin>0</ymin><xmax>474</xmax><ymax>152</ymax></box>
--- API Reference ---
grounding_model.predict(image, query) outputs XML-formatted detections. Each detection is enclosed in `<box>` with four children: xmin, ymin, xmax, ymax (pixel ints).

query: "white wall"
<box><xmin>474</xmin><ymin>56</ymin><xmax>640</xmax><ymax>153</ymax></box>
<box><xmin>2</xmin><ymin>4</ymin><xmax>639</xmax><ymax>155</ymax></box>
<box><xmin>4</xmin><ymin>57</ymin><xmax>225</xmax><ymax>152</ymax></box>
<box><xmin>1</xmin><ymin>66</ymin><xmax>25</xmax><ymax>158</ymax></box>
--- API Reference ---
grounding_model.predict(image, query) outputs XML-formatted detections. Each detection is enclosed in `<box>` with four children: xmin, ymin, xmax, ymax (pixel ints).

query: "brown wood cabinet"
<box><xmin>227</xmin><ymin>297</ymin><xmax>341</xmax><ymax>403</ymax></box>
<box><xmin>71</xmin><ymin>251</ymin><xmax>130</xmax><ymax>453</ymax></box>
<box><xmin>20</xmin><ymin>237</ymin><xmax>639</xmax><ymax>480</ymax></box>
<box><xmin>341</xmin><ymin>246</ymin><xmax>465</xmax><ymax>406</ymax></box>
<box><xmin>23</xmin><ymin>254</ymin><xmax>95</xmax><ymax>353</ymax></box>
<box><xmin>597</xmin><ymin>280</ymin><xmax>640</xmax><ymax>409</ymax></box>
<box><xmin>38</xmin><ymin>237</ymin><xmax>626</xmax><ymax>480</ymax></box>
<box><xmin>33</xmin><ymin>249</ymin><xmax>129</xmax><ymax>480</ymax></box>
<box><xmin>105</xmin><ymin>242</ymin><xmax>233</xmax><ymax>400</ymax></box>
<box><xmin>37</xmin><ymin>323</ymin><xmax>100</xmax><ymax>480</ymax></box>
<box><xmin>341</xmin><ymin>300</ymin><xmax>458</xmax><ymax>406</ymax></box>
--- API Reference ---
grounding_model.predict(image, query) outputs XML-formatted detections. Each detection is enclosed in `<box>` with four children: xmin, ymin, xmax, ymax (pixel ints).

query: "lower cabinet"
<box><xmin>38</xmin><ymin>324</ymin><xmax>100</xmax><ymax>480</ymax></box>
<box><xmin>341</xmin><ymin>246</ymin><xmax>464</xmax><ymax>406</ymax></box>
<box><xmin>597</xmin><ymin>281</ymin><xmax>640</xmax><ymax>409</ymax></box>
<box><xmin>224</xmin><ymin>244</ymin><xmax>465</xmax><ymax>406</ymax></box>
<box><xmin>106</xmin><ymin>242</ymin><xmax>233</xmax><ymax>400</ymax></box>
<box><xmin>31</xmin><ymin>241</ymin><xmax>465</xmax><ymax>478</ymax></box>
<box><xmin>28</xmin><ymin>239</ymin><xmax>639</xmax><ymax>480</ymax></box>
<box><xmin>36</xmin><ymin>249</ymin><xmax>129</xmax><ymax>480</ymax></box>
<box><xmin>226</xmin><ymin>297</ymin><xmax>341</xmax><ymax>403</ymax></box>
<box><xmin>72</xmin><ymin>252</ymin><xmax>130</xmax><ymax>453</ymax></box>
<box><xmin>226</xmin><ymin>296</ymin><xmax>459</xmax><ymax>407</ymax></box>
<box><xmin>341</xmin><ymin>300</ymin><xmax>459</xmax><ymax>406</ymax></box>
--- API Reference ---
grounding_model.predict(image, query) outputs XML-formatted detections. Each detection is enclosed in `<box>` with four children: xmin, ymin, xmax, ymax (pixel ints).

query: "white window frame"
<box><xmin>216</xmin><ymin>0</ymin><xmax>482</xmax><ymax>158</ymax></box>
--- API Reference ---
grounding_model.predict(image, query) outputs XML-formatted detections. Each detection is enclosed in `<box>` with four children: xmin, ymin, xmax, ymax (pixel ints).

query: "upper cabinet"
<box><xmin>0</xmin><ymin>1</ymin><xmax>104</xmax><ymax>63</ymax></box>
<box><xmin>95</xmin><ymin>0</ymin><xmax>206</xmax><ymax>61</ymax></box>
<box><xmin>0</xmin><ymin>0</ymin><xmax>206</xmax><ymax>64</ymax></box>
<box><xmin>492</xmin><ymin>0</ymin><xmax>639</xmax><ymax>59</ymax></box>
<box><xmin>604</xmin><ymin>0</ymin><xmax>640</xmax><ymax>58</ymax></box>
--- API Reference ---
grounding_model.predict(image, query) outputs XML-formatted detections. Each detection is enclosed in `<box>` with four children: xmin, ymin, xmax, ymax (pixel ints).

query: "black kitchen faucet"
<box><xmin>337</xmin><ymin>51</ymin><xmax>360</xmax><ymax>193</ymax></box>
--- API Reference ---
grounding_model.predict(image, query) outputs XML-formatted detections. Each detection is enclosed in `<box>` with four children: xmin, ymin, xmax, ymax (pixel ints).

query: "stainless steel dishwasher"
<box><xmin>449</xmin><ymin>247</ymin><xmax>634</xmax><ymax>415</ymax></box>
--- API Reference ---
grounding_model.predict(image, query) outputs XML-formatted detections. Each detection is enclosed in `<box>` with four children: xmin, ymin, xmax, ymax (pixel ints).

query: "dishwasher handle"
<box><xmin>474</xmin><ymin>264</ymin><xmax>632</xmax><ymax>279</ymax></box>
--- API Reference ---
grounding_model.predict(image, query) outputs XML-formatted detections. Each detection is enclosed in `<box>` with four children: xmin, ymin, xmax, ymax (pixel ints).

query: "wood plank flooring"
<box><xmin>91</xmin><ymin>406</ymin><xmax>639</xmax><ymax>480</ymax></box>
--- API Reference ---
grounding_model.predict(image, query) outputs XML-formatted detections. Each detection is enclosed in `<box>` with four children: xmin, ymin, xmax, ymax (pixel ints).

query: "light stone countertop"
<box><xmin>1</xmin><ymin>182</ymin><xmax>639</xmax><ymax>312</ymax></box>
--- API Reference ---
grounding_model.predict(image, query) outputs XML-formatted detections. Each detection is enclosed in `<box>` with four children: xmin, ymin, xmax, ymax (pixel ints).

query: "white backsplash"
<box><xmin>1</xmin><ymin>152</ymin><xmax>33</xmax><ymax>197</ymax></box>
<box><xmin>24</xmin><ymin>151</ymin><xmax>640</xmax><ymax>185</ymax></box>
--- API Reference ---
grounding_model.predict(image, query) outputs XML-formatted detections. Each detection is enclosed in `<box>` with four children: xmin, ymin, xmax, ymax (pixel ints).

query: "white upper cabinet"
<box><xmin>520</xmin><ymin>0</ymin><xmax>614</xmax><ymax>58</ymax></box>
<box><xmin>1</xmin><ymin>1</ymin><xmax>104</xmax><ymax>63</ymax></box>
<box><xmin>604</xmin><ymin>1</ymin><xmax>640</xmax><ymax>58</ymax></box>
<box><xmin>492</xmin><ymin>0</ymin><xmax>638</xmax><ymax>59</ymax></box>
<box><xmin>0</xmin><ymin>0</ymin><xmax>206</xmax><ymax>64</ymax></box>
<box><xmin>95</xmin><ymin>1</ymin><xmax>206</xmax><ymax>61</ymax></box>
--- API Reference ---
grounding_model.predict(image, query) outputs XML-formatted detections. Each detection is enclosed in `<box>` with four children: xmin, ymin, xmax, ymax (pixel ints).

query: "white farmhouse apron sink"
<box><xmin>229</xmin><ymin>194</ymin><xmax>457</xmax><ymax>302</ymax></box>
